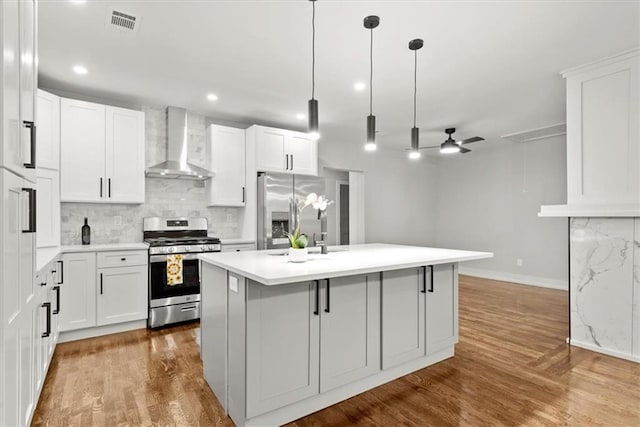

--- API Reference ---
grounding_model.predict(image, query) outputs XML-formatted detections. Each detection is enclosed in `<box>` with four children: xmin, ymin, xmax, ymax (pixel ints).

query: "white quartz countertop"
<box><xmin>199</xmin><ymin>243</ymin><xmax>493</xmax><ymax>286</ymax></box>
<box><xmin>36</xmin><ymin>243</ymin><xmax>149</xmax><ymax>272</ymax></box>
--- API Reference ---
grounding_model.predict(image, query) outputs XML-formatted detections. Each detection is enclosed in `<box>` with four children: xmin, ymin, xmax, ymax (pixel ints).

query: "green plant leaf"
<box><xmin>296</xmin><ymin>234</ymin><xmax>308</xmax><ymax>249</ymax></box>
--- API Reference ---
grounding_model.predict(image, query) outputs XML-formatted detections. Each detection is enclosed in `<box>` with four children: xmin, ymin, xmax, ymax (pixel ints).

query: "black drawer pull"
<box><xmin>324</xmin><ymin>279</ymin><xmax>330</xmax><ymax>313</ymax></box>
<box><xmin>428</xmin><ymin>265</ymin><xmax>434</xmax><ymax>292</ymax></box>
<box><xmin>53</xmin><ymin>286</ymin><xmax>61</xmax><ymax>315</ymax></box>
<box><xmin>42</xmin><ymin>302</ymin><xmax>51</xmax><ymax>338</ymax></box>
<box><xmin>121</xmin><ymin>258</ymin><xmax>127</xmax><ymax>261</ymax></box>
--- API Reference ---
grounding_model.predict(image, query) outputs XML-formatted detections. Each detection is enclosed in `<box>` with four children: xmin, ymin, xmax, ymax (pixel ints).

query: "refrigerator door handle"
<box><xmin>21</xmin><ymin>188</ymin><xmax>36</xmax><ymax>233</ymax></box>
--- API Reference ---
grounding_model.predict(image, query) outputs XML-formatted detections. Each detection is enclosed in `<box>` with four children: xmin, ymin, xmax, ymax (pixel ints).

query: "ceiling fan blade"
<box><xmin>459</xmin><ymin>147</ymin><xmax>471</xmax><ymax>154</ymax></box>
<box><xmin>459</xmin><ymin>136</ymin><xmax>484</xmax><ymax>145</ymax></box>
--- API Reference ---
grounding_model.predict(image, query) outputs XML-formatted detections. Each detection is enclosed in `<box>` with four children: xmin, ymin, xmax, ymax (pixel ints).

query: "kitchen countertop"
<box><xmin>199</xmin><ymin>243</ymin><xmax>493</xmax><ymax>286</ymax></box>
<box><xmin>37</xmin><ymin>242</ymin><xmax>149</xmax><ymax>272</ymax></box>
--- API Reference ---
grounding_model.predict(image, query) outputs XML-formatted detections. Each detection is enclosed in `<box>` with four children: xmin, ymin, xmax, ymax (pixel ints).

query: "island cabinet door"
<box><xmin>319</xmin><ymin>274</ymin><xmax>381</xmax><ymax>393</ymax></box>
<box><xmin>381</xmin><ymin>267</ymin><xmax>426</xmax><ymax>369</ymax></box>
<box><xmin>246</xmin><ymin>281</ymin><xmax>320</xmax><ymax>418</ymax></box>
<box><xmin>426</xmin><ymin>263</ymin><xmax>459</xmax><ymax>356</ymax></box>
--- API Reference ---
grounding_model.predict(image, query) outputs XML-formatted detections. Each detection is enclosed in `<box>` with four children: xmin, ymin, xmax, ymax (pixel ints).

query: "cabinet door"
<box><xmin>320</xmin><ymin>274</ymin><xmax>380</xmax><ymax>392</ymax></box>
<box><xmin>287</xmin><ymin>133</ymin><xmax>318</xmax><ymax>176</ymax></box>
<box><xmin>59</xmin><ymin>252</ymin><xmax>97</xmax><ymax>331</ymax></box>
<box><xmin>36</xmin><ymin>90</ymin><xmax>60</xmax><ymax>171</ymax></box>
<box><xmin>0</xmin><ymin>0</ymin><xmax>24</xmax><ymax>178</ymax></box>
<box><xmin>19</xmin><ymin>0</ymin><xmax>37</xmax><ymax>183</ymax></box>
<box><xmin>60</xmin><ymin>99</ymin><xmax>106</xmax><ymax>202</ymax></box>
<box><xmin>381</xmin><ymin>268</ymin><xmax>425</xmax><ymax>369</ymax></box>
<box><xmin>97</xmin><ymin>265</ymin><xmax>148</xmax><ymax>326</ymax></box>
<box><xmin>105</xmin><ymin>106</ymin><xmax>145</xmax><ymax>203</ymax></box>
<box><xmin>255</xmin><ymin>127</ymin><xmax>286</xmax><ymax>173</ymax></box>
<box><xmin>208</xmin><ymin>125</ymin><xmax>246</xmax><ymax>206</ymax></box>
<box><xmin>246</xmin><ymin>281</ymin><xmax>319</xmax><ymax>418</ymax></box>
<box><xmin>426</xmin><ymin>264</ymin><xmax>458</xmax><ymax>356</ymax></box>
<box><xmin>36</xmin><ymin>168</ymin><xmax>60</xmax><ymax>248</ymax></box>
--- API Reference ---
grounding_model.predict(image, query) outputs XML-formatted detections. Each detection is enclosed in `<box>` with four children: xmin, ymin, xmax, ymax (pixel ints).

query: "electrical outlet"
<box><xmin>114</xmin><ymin>216</ymin><xmax>122</xmax><ymax>226</ymax></box>
<box><xmin>226</xmin><ymin>214</ymin><xmax>233</xmax><ymax>223</ymax></box>
<box><xmin>516</xmin><ymin>258</ymin><xmax>523</xmax><ymax>267</ymax></box>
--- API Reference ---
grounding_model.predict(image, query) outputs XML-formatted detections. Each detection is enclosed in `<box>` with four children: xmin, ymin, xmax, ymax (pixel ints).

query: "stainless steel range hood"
<box><xmin>145</xmin><ymin>107</ymin><xmax>215</xmax><ymax>180</ymax></box>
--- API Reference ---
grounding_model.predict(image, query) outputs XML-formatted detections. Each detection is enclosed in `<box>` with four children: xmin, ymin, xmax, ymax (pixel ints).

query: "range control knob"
<box><xmin>167</xmin><ymin>247</ymin><xmax>175</xmax><ymax>253</ymax></box>
<box><xmin>183</xmin><ymin>246</ymin><xmax>190</xmax><ymax>253</ymax></box>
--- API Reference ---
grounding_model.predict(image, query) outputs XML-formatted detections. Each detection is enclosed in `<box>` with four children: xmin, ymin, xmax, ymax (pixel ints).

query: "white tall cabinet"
<box><xmin>36</xmin><ymin>89</ymin><xmax>60</xmax><ymax>248</ymax></box>
<box><xmin>60</xmin><ymin>99</ymin><xmax>145</xmax><ymax>203</ymax></box>
<box><xmin>1</xmin><ymin>1</ymin><xmax>40</xmax><ymax>425</ymax></box>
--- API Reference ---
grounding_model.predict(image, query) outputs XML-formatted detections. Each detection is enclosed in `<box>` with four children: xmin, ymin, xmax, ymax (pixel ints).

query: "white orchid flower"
<box><xmin>312</xmin><ymin>195</ymin><xmax>334</xmax><ymax>211</ymax></box>
<box><xmin>298</xmin><ymin>192</ymin><xmax>318</xmax><ymax>209</ymax></box>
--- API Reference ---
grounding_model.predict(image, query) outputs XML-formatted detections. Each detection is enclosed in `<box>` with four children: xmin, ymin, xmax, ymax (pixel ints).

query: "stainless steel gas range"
<box><xmin>143</xmin><ymin>217</ymin><xmax>221</xmax><ymax>328</ymax></box>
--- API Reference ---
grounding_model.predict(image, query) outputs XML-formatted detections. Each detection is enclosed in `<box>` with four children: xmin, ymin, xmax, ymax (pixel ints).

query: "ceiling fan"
<box><xmin>420</xmin><ymin>128</ymin><xmax>485</xmax><ymax>154</ymax></box>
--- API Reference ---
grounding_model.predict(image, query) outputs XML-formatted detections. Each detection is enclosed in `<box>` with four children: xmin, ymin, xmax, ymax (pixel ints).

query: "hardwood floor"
<box><xmin>33</xmin><ymin>276</ymin><xmax>640</xmax><ymax>426</ymax></box>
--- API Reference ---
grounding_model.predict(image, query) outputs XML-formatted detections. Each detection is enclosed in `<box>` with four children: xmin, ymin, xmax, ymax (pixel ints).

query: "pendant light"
<box><xmin>308</xmin><ymin>0</ymin><xmax>320</xmax><ymax>141</ymax></box>
<box><xmin>363</xmin><ymin>15</ymin><xmax>380</xmax><ymax>152</ymax></box>
<box><xmin>408</xmin><ymin>38</ymin><xmax>423</xmax><ymax>160</ymax></box>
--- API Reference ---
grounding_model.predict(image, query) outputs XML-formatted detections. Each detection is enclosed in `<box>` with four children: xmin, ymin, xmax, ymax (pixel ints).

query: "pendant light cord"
<box><xmin>369</xmin><ymin>27</ymin><xmax>373</xmax><ymax>115</ymax></box>
<box><xmin>413</xmin><ymin>49</ymin><xmax>417</xmax><ymax>127</ymax></box>
<box><xmin>311</xmin><ymin>0</ymin><xmax>316</xmax><ymax>100</ymax></box>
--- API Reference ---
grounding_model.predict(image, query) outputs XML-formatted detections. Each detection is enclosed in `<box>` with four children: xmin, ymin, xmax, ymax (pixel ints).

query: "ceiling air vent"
<box><xmin>501</xmin><ymin>123</ymin><xmax>566</xmax><ymax>143</ymax></box>
<box><xmin>106</xmin><ymin>8</ymin><xmax>140</xmax><ymax>34</ymax></box>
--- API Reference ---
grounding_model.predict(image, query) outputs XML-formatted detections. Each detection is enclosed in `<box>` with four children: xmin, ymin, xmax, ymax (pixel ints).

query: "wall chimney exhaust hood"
<box><xmin>145</xmin><ymin>107</ymin><xmax>215</xmax><ymax>180</ymax></box>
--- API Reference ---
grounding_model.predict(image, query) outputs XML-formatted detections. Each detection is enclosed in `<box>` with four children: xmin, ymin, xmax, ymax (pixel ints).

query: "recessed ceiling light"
<box><xmin>354</xmin><ymin>81</ymin><xmax>366</xmax><ymax>91</ymax></box>
<box><xmin>296</xmin><ymin>113</ymin><xmax>306</xmax><ymax>120</ymax></box>
<box><xmin>68</xmin><ymin>0</ymin><xmax>87</xmax><ymax>4</ymax></box>
<box><xmin>72</xmin><ymin>65</ymin><xmax>88</xmax><ymax>75</ymax></box>
<box><xmin>207</xmin><ymin>93</ymin><xmax>219</xmax><ymax>102</ymax></box>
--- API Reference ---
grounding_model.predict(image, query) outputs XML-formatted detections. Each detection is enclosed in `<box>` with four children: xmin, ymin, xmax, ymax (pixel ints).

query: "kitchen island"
<box><xmin>199</xmin><ymin>244</ymin><xmax>492</xmax><ymax>427</ymax></box>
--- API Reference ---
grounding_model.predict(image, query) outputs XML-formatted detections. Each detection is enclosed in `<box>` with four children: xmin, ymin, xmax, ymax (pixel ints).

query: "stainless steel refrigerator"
<box><xmin>257</xmin><ymin>172</ymin><xmax>325</xmax><ymax>250</ymax></box>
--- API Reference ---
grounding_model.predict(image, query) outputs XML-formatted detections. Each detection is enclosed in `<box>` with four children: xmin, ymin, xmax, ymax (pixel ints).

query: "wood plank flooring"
<box><xmin>32</xmin><ymin>276</ymin><xmax>640</xmax><ymax>426</ymax></box>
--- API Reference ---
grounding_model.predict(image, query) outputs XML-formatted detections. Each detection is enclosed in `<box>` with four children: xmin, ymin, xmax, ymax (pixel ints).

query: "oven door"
<box><xmin>149</xmin><ymin>253</ymin><xmax>201</xmax><ymax>306</ymax></box>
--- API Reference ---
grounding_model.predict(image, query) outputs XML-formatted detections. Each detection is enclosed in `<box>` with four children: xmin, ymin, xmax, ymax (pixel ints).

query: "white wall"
<box><xmin>433</xmin><ymin>136</ymin><xmax>568</xmax><ymax>289</ymax></box>
<box><xmin>319</xmin><ymin>138</ymin><xmax>439</xmax><ymax>247</ymax></box>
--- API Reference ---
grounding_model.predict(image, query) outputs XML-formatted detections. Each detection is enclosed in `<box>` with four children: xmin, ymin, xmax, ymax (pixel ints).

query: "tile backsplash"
<box><xmin>60</xmin><ymin>105</ymin><xmax>241</xmax><ymax>245</ymax></box>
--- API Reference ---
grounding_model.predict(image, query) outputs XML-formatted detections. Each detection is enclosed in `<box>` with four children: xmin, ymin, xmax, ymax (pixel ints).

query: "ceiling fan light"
<box><xmin>440</xmin><ymin>140</ymin><xmax>460</xmax><ymax>154</ymax></box>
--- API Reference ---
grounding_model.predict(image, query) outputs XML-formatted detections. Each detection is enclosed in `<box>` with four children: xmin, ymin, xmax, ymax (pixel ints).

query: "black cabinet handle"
<box><xmin>53</xmin><ymin>286</ymin><xmax>60</xmax><ymax>315</ymax></box>
<box><xmin>324</xmin><ymin>279</ymin><xmax>330</xmax><ymax>313</ymax></box>
<box><xmin>57</xmin><ymin>260</ymin><xmax>64</xmax><ymax>284</ymax></box>
<box><xmin>313</xmin><ymin>280</ymin><xmax>320</xmax><ymax>315</ymax></box>
<box><xmin>100</xmin><ymin>273</ymin><xmax>103</xmax><ymax>295</ymax></box>
<box><xmin>108</xmin><ymin>178</ymin><xmax>111</xmax><ymax>198</ymax></box>
<box><xmin>242</xmin><ymin>186</ymin><xmax>245</xmax><ymax>203</ymax></box>
<box><xmin>121</xmin><ymin>258</ymin><xmax>126</xmax><ymax>261</ymax></box>
<box><xmin>100</xmin><ymin>177</ymin><xmax>103</xmax><ymax>198</ymax></box>
<box><xmin>285</xmin><ymin>154</ymin><xmax>289</xmax><ymax>170</ymax></box>
<box><xmin>421</xmin><ymin>266</ymin><xmax>427</xmax><ymax>293</ymax></box>
<box><xmin>40</xmin><ymin>281</ymin><xmax>46</xmax><ymax>287</ymax></box>
<box><xmin>428</xmin><ymin>265</ymin><xmax>434</xmax><ymax>293</ymax></box>
<box><xmin>291</xmin><ymin>154</ymin><xmax>294</xmax><ymax>170</ymax></box>
<box><xmin>21</xmin><ymin>188</ymin><xmax>36</xmax><ymax>233</ymax></box>
<box><xmin>23</xmin><ymin>121</ymin><xmax>36</xmax><ymax>169</ymax></box>
<box><xmin>42</xmin><ymin>302</ymin><xmax>51</xmax><ymax>338</ymax></box>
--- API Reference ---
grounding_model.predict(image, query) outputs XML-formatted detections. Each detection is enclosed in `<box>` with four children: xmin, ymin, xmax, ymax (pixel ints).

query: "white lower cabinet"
<box><xmin>97</xmin><ymin>265</ymin><xmax>147</xmax><ymax>325</ymax></box>
<box><xmin>381</xmin><ymin>264</ymin><xmax>459</xmax><ymax>365</ymax></box>
<box><xmin>426</xmin><ymin>264</ymin><xmax>458</xmax><ymax>355</ymax></box>
<box><xmin>381</xmin><ymin>267</ymin><xmax>426</xmax><ymax>369</ymax></box>
<box><xmin>246</xmin><ymin>281</ymin><xmax>320</xmax><ymax>418</ymax></box>
<box><xmin>245</xmin><ymin>273</ymin><xmax>380</xmax><ymax>417</ymax></box>
<box><xmin>60</xmin><ymin>252</ymin><xmax>97</xmax><ymax>331</ymax></box>
<box><xmin>220</xmin><ymin>242</ymin><xmax>256</xmax><ymax>252</ymax></box>
<box><xmin>319</xmin><ymin>275</ymin><xmax>380</xmax><ymax>392</ymax></box>
<box><xmin>61</xmin><ymin>250</ymin><xmax>148</xmax><ymax>332</ymax></box>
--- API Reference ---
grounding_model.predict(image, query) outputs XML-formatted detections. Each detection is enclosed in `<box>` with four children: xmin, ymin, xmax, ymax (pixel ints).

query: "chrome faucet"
<box><xmin>315</xmin><ymin>210</ymin><xmax>329</xmax><ymax>254</ymax></box>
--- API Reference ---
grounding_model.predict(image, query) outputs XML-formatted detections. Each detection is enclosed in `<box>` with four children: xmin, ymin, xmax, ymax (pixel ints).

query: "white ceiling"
<box><xmin>38</xmin><ymin>0</ymin><xmax>639</xmax><ymax>153</ymax></box>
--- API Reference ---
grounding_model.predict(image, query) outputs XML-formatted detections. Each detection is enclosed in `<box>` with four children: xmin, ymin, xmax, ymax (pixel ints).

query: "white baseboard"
<box><xmin>58</xmin><ymin>319</ymin><xmax>147</xmax><ymax>343</ymax></box>
<box><xmin>570</xmin><ymin>339</ymin><xmax>640</xmax><ymax>363</ymax></box>
<box><xmin>459</xmin><ymin>267</ymin><xmax>568</xmax><ymax>291</ymax></box>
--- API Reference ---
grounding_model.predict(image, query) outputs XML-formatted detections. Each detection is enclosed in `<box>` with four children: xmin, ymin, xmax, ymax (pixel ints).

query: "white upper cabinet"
<box><xmin>36</xmin><ymin>90</ymin><xmax>60</xmax><ymax>171</ymax></box>
<box><xmin>207</xmin><ymin>125</ymin><xmax>246</xmax><ymax>206</ymax></box>
<box><xmin>564</xmin><ymin>49</ymin><xmax>639</xmax><ymax>207</ymax></box>
<box><xmin>105</xmin><ymin>106</ymin><xmax>145</xmax><ymax>203</ymax></box>
<box><xmin>252</xmin><ymin>125</ymin><xmax>318</xmax><ymax>176</ymax></box>
<box><xmin>60</xmin><ymin>98</ymin><xmax>145</xmax><ymax>203</ymax></box>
